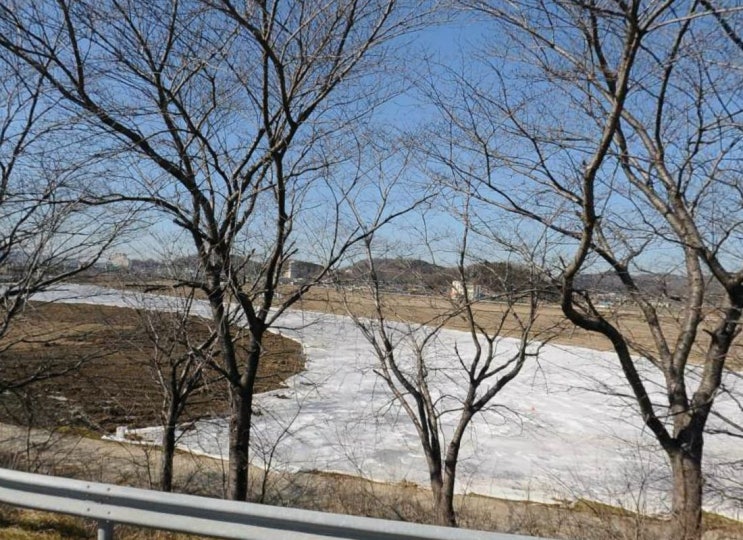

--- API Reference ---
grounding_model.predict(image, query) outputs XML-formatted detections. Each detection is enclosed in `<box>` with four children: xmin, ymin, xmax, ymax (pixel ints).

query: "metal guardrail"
<box><xmin>0</xmin><ymin>468</ymin><xmax>545</xmax><ymax>540</ymax></box>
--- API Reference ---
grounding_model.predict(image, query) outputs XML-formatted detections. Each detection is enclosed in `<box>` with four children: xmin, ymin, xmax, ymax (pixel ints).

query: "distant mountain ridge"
<box><xmin>574</xmin><ymin>272</ymin><xmax>688</xmax><ymax>298</ymax></box>
<box><xmin>82</xmin><ymin>252</ymin><xmax>700</xmax><ymax>302</ymax></box>
<box><xmin>338</xmin><ymin>258</ymin><xmax>454</xmax><ymax>292</ymax></box>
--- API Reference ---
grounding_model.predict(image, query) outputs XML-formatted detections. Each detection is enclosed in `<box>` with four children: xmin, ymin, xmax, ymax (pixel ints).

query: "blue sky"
<box><xmin>116</xmin><ymin>6</ymin><xmax>743</xmax><ymax>275</ymax></box>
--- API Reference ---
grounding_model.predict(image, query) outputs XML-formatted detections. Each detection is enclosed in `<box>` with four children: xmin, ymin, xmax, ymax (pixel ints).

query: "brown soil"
<box><xmin>0</xmin><ymin>302</ymin><xmax>303</xmax><ymax>432</ymax></box>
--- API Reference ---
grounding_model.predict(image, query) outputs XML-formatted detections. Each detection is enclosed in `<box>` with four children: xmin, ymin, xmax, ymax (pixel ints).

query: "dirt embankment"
<box><xmin>99</xmin><ymin>276</ymin><xmax>743</xmax><ymax>367</ymax></box>
<box><xmin>295</xmin><ymin>286</ymin><xmax>743</xmax><ymax>368</ymax></box>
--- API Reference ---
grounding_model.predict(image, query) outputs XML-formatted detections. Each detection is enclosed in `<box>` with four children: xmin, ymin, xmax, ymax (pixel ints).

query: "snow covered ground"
<box><xmin>36</xmin><ymin>285</ymin><xmax>743</xmax><ymax>518</ymax></box>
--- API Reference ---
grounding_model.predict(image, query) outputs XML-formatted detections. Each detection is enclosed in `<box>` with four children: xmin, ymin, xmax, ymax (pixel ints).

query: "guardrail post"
<box><xmin>97</xmin><ymin>519</ymin><xmax>114</xmax><ymax>540</ymax></box>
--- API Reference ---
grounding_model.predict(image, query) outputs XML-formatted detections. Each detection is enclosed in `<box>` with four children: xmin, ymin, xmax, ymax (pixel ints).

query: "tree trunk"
<box><xmin>437</xmin><ymin>474</ymin><xmax>457</xmax><ymax>527</ymax></box>
<box><xmin>227</xmin><ymin>384</ymin><xmax>252</xmax><ymax>501</ymax></box>
<box><xmin>160</xmin><ymin>392</ymin><xmax>181</xmax><ymax>493</ymax></box>
<box><xmin>227</xmin><ymin>340</ymin><xmax>261</xmax><ymax>501</ymax></box>
<box><xmin>430</xmin><ymin>469</ymin><xmax>456</xmax><ymax>526</ymax></box>
<box><xmin>669</xmin><ymin>448</ymin><xmax>703</xmax><ymax>540</ymax></box>
<box><xmin>160</xmin><ymin>418</ymin><xmax>176</xmax><ymax>492</ymax></box>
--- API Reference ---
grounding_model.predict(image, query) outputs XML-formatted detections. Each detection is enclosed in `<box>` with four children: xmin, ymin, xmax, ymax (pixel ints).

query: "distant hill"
<box><xmin>336</xmin><ymin>258</ymin><xmax>558</xmax><ymax>299</ymax></box>
<box><xmin>575</xmin><ymin>272</ymin><xmax>688</xmax><ymax>299</ymax></box>
<box><xmin>465</xmin><ymin>261</ymin><xmax>557</xmax><ymax>298</ymax></box>
<box><xmin>338</xmin><ymin>258</ymin><xmax>455</xmax><ymax>293</ymax></box>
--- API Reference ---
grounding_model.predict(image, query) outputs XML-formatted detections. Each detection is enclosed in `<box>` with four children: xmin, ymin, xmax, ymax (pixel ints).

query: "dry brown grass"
<box><xmin>107</xmin><ymin>277</ymin><xmax>743</xmax><ymax>368</ymax></box>
<box><xmin>0</xmin><ymin>386</ymin><xmax>738</xmax><ymax>539</ymax></box>
<box><xmin>295</xmin><ymin>286</ymin><xmax>743</xmax><ymax>369</ymax></box>
<box><xmin>0</xmin><ymin>421</ymin><xmax>740</xmax><ymax>540</ymax></box>
<box><xmin>0</xmin><ymin>506</ymin><xmax>222</xmax><ymax>539</ymax></box>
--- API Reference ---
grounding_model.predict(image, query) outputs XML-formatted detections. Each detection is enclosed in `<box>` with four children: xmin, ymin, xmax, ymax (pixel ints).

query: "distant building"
<box><xmin>593</xmin><ymin>292</ymin><xmax>629</xmax><ymax>309</ymax></box>
<box><xmin>283</xmin><ymin>260</ymin><xmax>324</xmax><ymax>283</ymax></box>
<box><xmin>109</xmin><ymin>253</ymin><xmax>131</xmax><ymax>270</ymax></box>
<box><xmin>450</xmin><ymin>280</ymin><xmax>482</xmax><ymax>300</ymax></box>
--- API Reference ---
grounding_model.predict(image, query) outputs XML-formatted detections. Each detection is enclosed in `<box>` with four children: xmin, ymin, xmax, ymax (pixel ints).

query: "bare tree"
<box><xmin>0</xmin><ymin>54</ymin><xmax>126</xmax><ymax>392</ymax></box>
<box><xmin>0</xmin><ymin>0</ymin><xmax>430</xmax><ymax>500</ymax></box>
<box><xmin>340</xmin><ymin>198</ymin><xmax>548</xmax><ymax>526</ymax></box>
<box><xmin>431</xmin><ymin>1</ymin><xmax>743</xmax><ymax>537</ymax></box>
<box><xmin>136</xmin><ymin>289</ymin><xmax>219</xmax><ymax>493</ymax></box>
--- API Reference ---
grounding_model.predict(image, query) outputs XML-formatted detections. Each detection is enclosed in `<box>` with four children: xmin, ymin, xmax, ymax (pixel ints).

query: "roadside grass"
<box><xmin>0</xmin><ymin>459</ymin><xmax>741</xmax><ymax>540</ymax></box>
<box><xmin>0</xmin><ymin>508</ymin><xmax>88</xmax><ymax>539</ymax></box>
<box><xmin>702</xmin><ymin>511</ymin><xmax>743</xmax><ymax>536</ymax></box>
<box><xmin>0</xmin><ymin>506</ymin><xmax>222</xmax><ymax>539</ymax></box>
